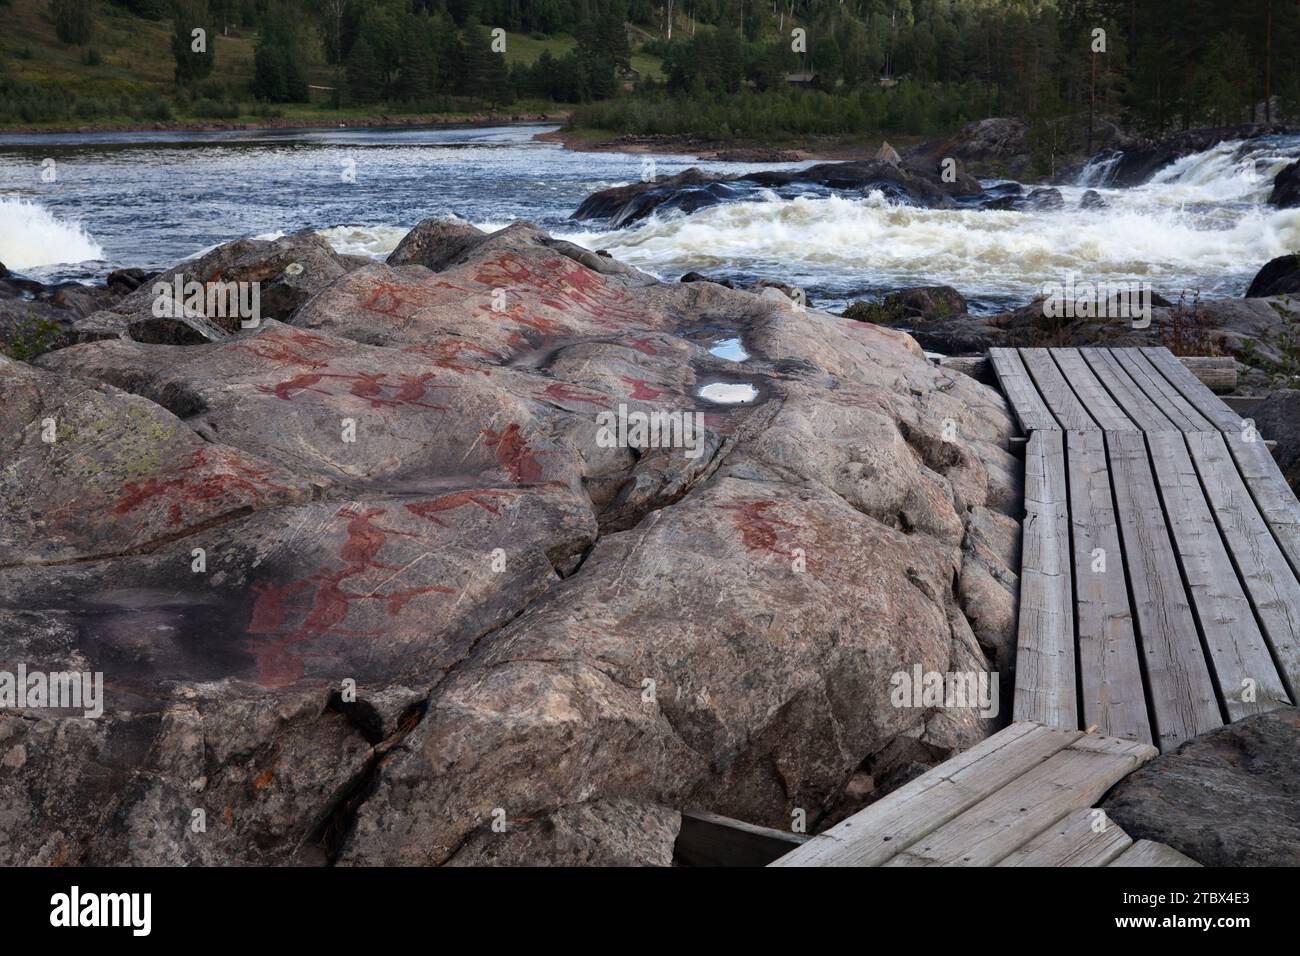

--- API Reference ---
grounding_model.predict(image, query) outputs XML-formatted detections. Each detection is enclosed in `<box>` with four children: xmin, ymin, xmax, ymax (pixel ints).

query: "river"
<box><xmin>2</xmin><ymin>123</ymin><xmax>1298</xmax><ymax>314</ymax></box>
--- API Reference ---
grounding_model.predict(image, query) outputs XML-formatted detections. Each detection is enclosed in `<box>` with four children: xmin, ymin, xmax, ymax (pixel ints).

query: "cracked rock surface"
<box><xmin>0</xmin><ymin>220</ymin><xmax>1020</xmax><ymax>865</ymax></box>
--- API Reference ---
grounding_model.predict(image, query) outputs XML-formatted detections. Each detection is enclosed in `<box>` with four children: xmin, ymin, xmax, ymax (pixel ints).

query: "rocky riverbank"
<box><xmin>0</xmin><ymin>218</ymin><xmax>1022</xmax><ymax>865</ymax></box>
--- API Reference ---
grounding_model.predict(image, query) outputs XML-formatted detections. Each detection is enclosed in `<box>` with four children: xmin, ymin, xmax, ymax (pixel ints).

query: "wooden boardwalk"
<box><xmin>990</xmin><ymin>346</ymin><xmax>1299</xmax><ymax>752</ymax></box>
<box><xmin>772</xmin><ymin>722</ymin><xmax>1198</xmax><ymax>867</ymax></box>
<box><xmin>769</xmin><ymin>346</ymin><xmax>1298</xmax><ymax>868</ymax></box>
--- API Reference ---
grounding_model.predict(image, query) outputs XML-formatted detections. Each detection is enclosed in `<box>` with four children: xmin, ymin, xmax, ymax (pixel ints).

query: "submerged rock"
<box><xmin>571</xmin><ymin>159</ymin><xmax>984</xmax><ymax>228</ymax></box>
<box><xmin>2</xmin><ymin>218</ymin><xmax>1020</xmax><ymax>865</ymax></box>
<box><xmin>1101</xmin><ymin>708</ymin><xmax>1300</xmax><ymax>867</ymax></box>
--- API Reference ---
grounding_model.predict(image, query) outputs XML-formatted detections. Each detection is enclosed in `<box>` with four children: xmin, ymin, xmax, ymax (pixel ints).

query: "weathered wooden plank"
<box><xmin>1108</xmin><ymin>839</ymin><xmax>1203</xmax><ymax>867</ymax></box>
<box><xmin>1178</xmin><ymin>356</ymin><xmax>1237</xmax><ymax>394</ymax></box>
<box><xmin>770</xmin><ymin>722</ymin><xmax>1081</xmax><ymax>867</ymax></box>
<box><xmin>1147</xmin><ymin>431</ymin><xmax>1290</xmax><ymax>719</ymax></box>
<box><xmin>1079</xmin><ymin>348</ymin><xmax>1180</xmax><ymax>433</ymax></box>
<box><xmin>1107</xmin><ymin>430</ymin><xmax>1222</xmax><ymax>749</ymax></box>
<box><xmin>1013</xmin><ymin>430</ymin><xmax>1077</xmax><ymax>729</ymax></box>
<box><xmin>989</xmin><ymin>347</ymin><xmax>1059</xmax><ymax>433</ymax></box>
<box><xmin>1111</xmin><ymin>349</ymin><xmax>1215</xmax><ymax>432</ymax></box>
<box><xmin>1227</xmin><ymin>433</ymin><xmax>1300</xmax><ymax>580</ymax></box>
<box><xmin>883</xmin><ymin>734</ymin><xmax>1157</xmax><ymax>866</ymax></box>
<box><xmin>676</xmin><ymin>810</ymin><xmax>808</xmax><ymax>867</ymax></box>
<box><xmin>1141</xmin><ymin>346</ymin><xmax>1241</xmax><ymax>432</ymax></box>
<box><xmin>1051</xmin><ymin>349</ymin><xmax>1138</xmax><ymax>431</ymax></box>
<box><xmin>1020</xmin><ymin>347</ymin><xmax>1098</xmax><ymax>430</ymax></box>
<box><xmin>1068</xmin><ymin>429</ymin><xmax>1153</xmax><ymax>743</ymax></box>
<box><xmin>996</xmin><ymin>806</ymin><xmax>1133</xmax><ymax>867</ymax></box>
<box><xmin>1188</xmin><ymin>432</ymin><xmax>1300</xmax><ymax>704</ymax></box>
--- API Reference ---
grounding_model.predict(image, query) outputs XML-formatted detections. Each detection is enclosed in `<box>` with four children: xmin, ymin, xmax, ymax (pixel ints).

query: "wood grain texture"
<box><xmin>1068</xmin><ymin>429</ymin><xmax>1153</xmax><ymax>743</ymax></box>
<box><xmin>1108</xmin><ymin>839</ymin><xmax>1203</xmax><ymax>867</ymax></box>
<box><xmin>1080</xmin><ymin>348</ymin><xmax>1180</xmax><ymax>433</ymax></box>
<box><xmin>1147</xmin><ymin>431</ymin><xmax>1289</xmax><ymax>720</ymax></box>
<box><xmin>1107</xmin><ymin>430</ymin><xmax>1222</xmax><ymax>750</ymax></box>
<box><xmin>1228</xmin><ymin>433</ymin><xmax>1300</xmax><ymax>580</ymax></box>
<box><xmin>1051</xmin><ymin>349</ymin><xmax>1138</xmax><ymax>431</ymax></box>
<box><xmin>1141</xmin><ymin>346</ymin><xmax>1241</xmax><ymax>432</ymax></box>
<box><xmin>989</xmin><ymin>347</ymin><xmax>1059</xmax><ymax>433</ymax></box>
<box><xmin>677</xmin><ymin>810</ymin><xmax>808</xmax><ymax>867</ymax></box>
<box><xmin>882</xmin><ymin>734</ymin><xmax>1157</xmax><ymax>866</ymax></box>
<box><xmin>1013</xmin><ymin>430</ymin><xmax>1077</xmax><ymax>729</ymax></box>
<box><xmin>995</xmin><ymin>806</ymin><xmax>1133</xmax><ymax>867</ymax></box>
<box><xmin>1188</xmin><ymin>432</ymin><xmax>1300</xmax><ymax>704</ymax></box>
<box><xmin>1111</xmin><ymin>349</ymin><xmax>1215</xmax><ymax>432</ymax></box>
<box><xmin>770</xmin><ymin>722</ymin><xmax>1081</xmax><ymax>867</ymax></box>
<box><xmin>1020</xmin><ymin>347</ymin><xmax>1098</xmax><ymax>430</ymax></box>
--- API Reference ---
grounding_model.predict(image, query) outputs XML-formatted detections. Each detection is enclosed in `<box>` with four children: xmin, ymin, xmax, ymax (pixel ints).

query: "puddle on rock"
<box><xmin>698</xmin><ymin>382</ymin><xmax>758</xmax><ymax>404</ymax></box>
<box><xmin>708</xmin><ymin>337</ymin><xmax>750</xmax><ymax>362</ymax></box>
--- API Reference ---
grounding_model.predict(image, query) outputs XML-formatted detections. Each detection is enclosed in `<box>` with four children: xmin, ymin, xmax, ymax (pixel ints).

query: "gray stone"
<box><xmin>1100</xmin><ymin>708</ymin><xmax>1300</xmax><ymax>867</ymax></box>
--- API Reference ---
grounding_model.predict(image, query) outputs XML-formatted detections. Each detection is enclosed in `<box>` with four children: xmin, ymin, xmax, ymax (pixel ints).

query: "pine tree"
<box><xmin>50</xmin><ymin>0</ymin><xmax>94</xmax><ymax>44</ymax></box>
<box><xmin>171</xmin><ymin>0</ymin><xmax>216</xmax><ymax>85</ymax></box>
<box><xmin>346</xmin><ymin>36</ymin><xmax>384</xmax><ymax>105</ymax></box>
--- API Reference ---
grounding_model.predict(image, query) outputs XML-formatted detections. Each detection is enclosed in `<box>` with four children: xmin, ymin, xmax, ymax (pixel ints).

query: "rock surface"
<box><xmin>0</xmin><ymin>220</ymin><xmax>1020</xmax><ymax>866</ymax></box>
<box><xmin>1269</xmin><ymin>159</ymin><xmax>1300</xmax><ymax>208</ymax></box>
<box><xmin>892</xmin><ymin>293</ymin><xmax>1300</xmax><ymax>382</ymax></box>
<box><xmin>1077</xmin><ymin>124</ymin><xmax>1291</xmax><ymax>187</ymax></box>
<box><xmin>1251</xmin><ymin>389</ymin><xmax>1300</xmax><ymax>492</ymax></box>
<box><xmin>1246</xmin><ymin>253</ymin><xmax>1300</xmax><ymax>298</ymax></box>
<box><xmin>1100</xmin><ymin>708</ymin><xmax>1300</xmax><ymax>867</ymax></box>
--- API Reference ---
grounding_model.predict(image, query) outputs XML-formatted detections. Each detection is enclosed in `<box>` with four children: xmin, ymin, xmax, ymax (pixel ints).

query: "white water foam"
<box><xmin>0</xmin><ymin>197</ymin><xmax>103</xmax><ymax>270</ymax></box>
<box><xmin>561</xmin><ymin>150</ymin><xmax>1300</xmax><ymax>304</ymax></box>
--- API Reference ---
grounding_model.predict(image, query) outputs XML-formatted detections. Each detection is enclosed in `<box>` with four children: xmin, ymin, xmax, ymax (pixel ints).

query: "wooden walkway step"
<box><xmin>991</xmin><ymin>347</ymin><xmax>1299</xmax><ymax>749</ymax></box>
<box><xmin>771</xmin><ymin>722</ymin><xmax>1196</xmax><ymax>867</ymax></box>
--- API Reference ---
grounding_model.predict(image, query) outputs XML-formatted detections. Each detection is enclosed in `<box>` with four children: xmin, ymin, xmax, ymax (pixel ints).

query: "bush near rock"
<box><xmin>0</xmin><ymin>219</ymin><xmax>1022</xmax><ymax>866</ymax></box>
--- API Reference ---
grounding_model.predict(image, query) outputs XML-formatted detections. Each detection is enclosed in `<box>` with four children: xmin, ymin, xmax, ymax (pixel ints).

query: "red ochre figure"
<box><xmin>405</xmin><ymin>488</ymin><xmax>518</xmax><ymax>527</ymax></box>
<box><xmin>721</xmin><ymin>499</ymin><xmax>802</xmax><ymax>558</ymax></box>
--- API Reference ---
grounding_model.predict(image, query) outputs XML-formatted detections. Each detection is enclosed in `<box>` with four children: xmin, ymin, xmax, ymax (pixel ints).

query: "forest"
<box><xmin>1</xmin><ymin>0</ymin><xmax>1296</xmax><ymax>150</ymax></box>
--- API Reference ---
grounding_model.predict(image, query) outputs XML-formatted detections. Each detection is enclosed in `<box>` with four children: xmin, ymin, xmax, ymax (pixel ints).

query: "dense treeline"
<box><xmin>3</xmin><ymin>0</ymin><xmax>1298</xmax><ymax>147</ymax></box>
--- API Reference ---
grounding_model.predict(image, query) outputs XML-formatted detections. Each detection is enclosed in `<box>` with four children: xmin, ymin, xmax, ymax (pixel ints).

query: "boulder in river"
<box><xmin>1077</xmin><ymin>123</ymin><xmax>1292</xmax><ymax>187</ymax></box>
<box><xmin>1246</xmin><ymin>253</ymin><xmax>1300</xmax><ymax>298</ymax></box>
<box><xmin>1100</xmin><ymin>708</ymin><xmax>1300</xmax><ymax>867</ymax></box>
<box><xmin>1269</xmin><ymin>159</ymin><xmax>1300</xmax><ymax>209</ymax></box>
<box><xmin>2</xmin><ymin>218</ymin><xmax>1022</xmax><ymax>866</ymax></box>
<box><xmin>571</xmin><ymin>159</ymin><xmax>984</xmax><ymax>228</ymax></box>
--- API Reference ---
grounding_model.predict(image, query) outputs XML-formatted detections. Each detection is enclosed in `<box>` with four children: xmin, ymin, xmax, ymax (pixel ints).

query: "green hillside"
<box><xmin>0</xmin><ymin>0</ymin><xmax>663</xmax><ymax>128</ymax></box>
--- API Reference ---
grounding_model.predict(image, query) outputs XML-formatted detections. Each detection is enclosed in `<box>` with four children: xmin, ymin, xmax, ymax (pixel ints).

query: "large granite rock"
<box><xmin>1</xmin><ymin>219</ymin><xmax>1021</xmax><ymax>866</ymax></box>
<box><xmin>1100</xmin><ymin>708</ymin><xmax>1300</xmax><ymax>867</ymax></box>
<box><xmin>1246</xmin><ymin>254</ymin><xmax>1300</xmax><ymax>298</ymax></box>
<box><xmin>1251</xmin><ymin>389</ymin><xmax>1300</xmax><ymax>492</ymax></box>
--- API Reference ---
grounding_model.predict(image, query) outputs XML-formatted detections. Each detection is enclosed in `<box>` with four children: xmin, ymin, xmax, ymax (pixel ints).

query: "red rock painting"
<box><xmin>621</xmin><ymin>376</ymin><xmax>665</xmax><ymax>400</ymax></box>
<box><xmin>405</xmin><ymin>488</ymin><xmax>518</xmax><ymax>527</ymax></box>
<box><xmin>246</xmin><ymin>505</ymin><xmax>457</xmax><ymax>688</ymax></box>
<box><xmin>721</xmin><ymin>499</ymin><xmax>802</xmax><ymax>558</ymax></box>
<box><xmin>113</xmin><ymin>448</ymin><xmax>296</xmax><ymax>526</ymax></box>
<box><xmin>481</xmin><ymin>423</ymin><xmax>550</xmax><ymax>484</ymax></box>
<box><xmin>536</xmin><ymin>382</ymin><xmax>609</xmax><ymax>408</ymax></box>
